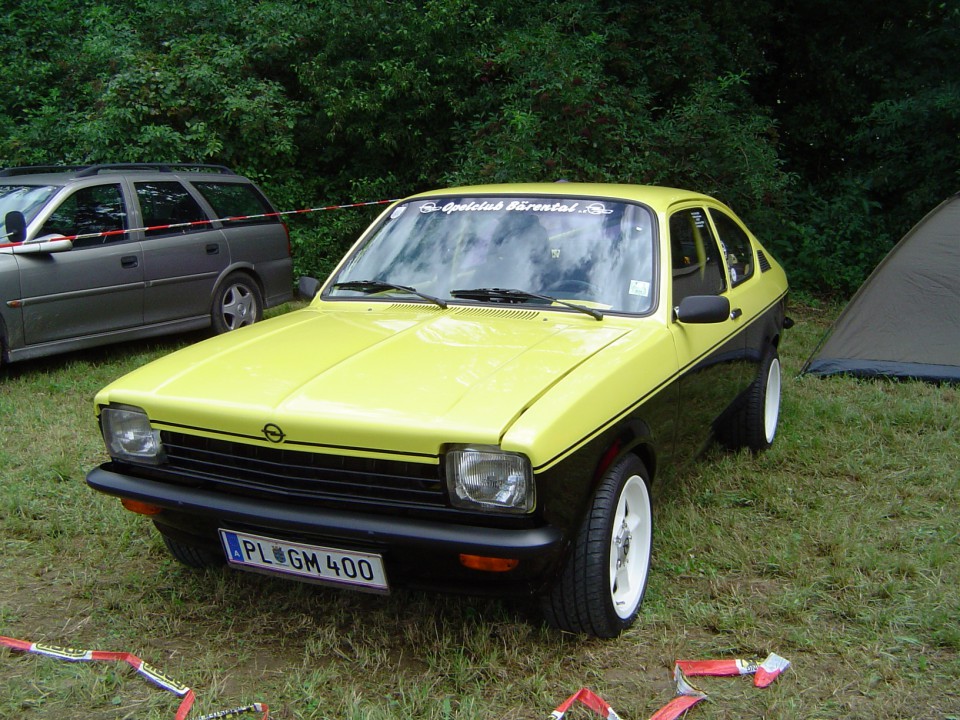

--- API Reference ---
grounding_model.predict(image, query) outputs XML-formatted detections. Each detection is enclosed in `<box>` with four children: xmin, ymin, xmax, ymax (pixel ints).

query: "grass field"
<box><xmin>1</xmin><ymin>302</ymin><xmax>958</xmax><ymax>719</ymax></box>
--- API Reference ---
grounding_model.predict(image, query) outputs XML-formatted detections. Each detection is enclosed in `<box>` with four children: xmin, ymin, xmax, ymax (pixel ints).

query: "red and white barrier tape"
<box><xmin>1</xmin><ymin>635</ymin><xmax>268</xmax><ymax>720</ymax></box>
<box><xmin>0</xmin><ymin>197</ymin><xmax>399</xmax><ymax>249</ymax></box>
<box><xmin>551</xmin><ymin>652</ymin><xmax>790</xmax><ymax>720</ymax></box>
<box><xmin>3</xmin><ymin>634</ymin><xmax>789</xmax><ymax>720</ymax></box>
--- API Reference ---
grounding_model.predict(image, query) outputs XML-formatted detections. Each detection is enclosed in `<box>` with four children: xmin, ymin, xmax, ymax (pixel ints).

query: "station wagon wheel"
<box><xmin>541</xmin><ymin>454</ymin><xmax>652</xmax><ymax>638</ymax></box>
<box><xmin>212</xmin><ymin>272</ymin><xmax>263</xmax><ymax>334</ymax></box>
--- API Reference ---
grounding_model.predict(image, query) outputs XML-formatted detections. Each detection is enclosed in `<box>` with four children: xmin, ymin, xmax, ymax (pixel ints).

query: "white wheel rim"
<box><xmin>764</xmin><ymin>357</ymin><xmax>781</xmax><ymax>444</ymax></box>
<box><xmin>609</xmin><ymin>474</ymin><xmax>652</xmax><ymax>619</ymax></box>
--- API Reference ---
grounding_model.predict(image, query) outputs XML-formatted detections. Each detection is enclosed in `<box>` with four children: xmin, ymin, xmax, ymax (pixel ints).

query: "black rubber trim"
<box><xmin>87</xmin><ymin>466</ymin><xmax>561</xmax><ymax>556</ymax></box>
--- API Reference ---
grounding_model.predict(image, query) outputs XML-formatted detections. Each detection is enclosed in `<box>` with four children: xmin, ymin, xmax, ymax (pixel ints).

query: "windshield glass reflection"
<box><xmin>0</xmin><ymin>185</ymin><xmax>59</xmax><ymax>237</ymax></box>
<box><xmin>328</xmin><ymin>196</ymin><xmax>656</xmax><ymax>314</ymax></box>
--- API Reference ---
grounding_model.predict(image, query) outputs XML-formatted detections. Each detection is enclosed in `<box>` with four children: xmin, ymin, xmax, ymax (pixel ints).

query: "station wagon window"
<box><xmin>135</xmin><ymin>181</ymin><xmax>210</xmax><ymax>238</ymax></box>
<box><xmin>0</xmin><ymin>184</ymin><xmax>59</xmax><ymax>231</ymax></box>
<box><xmin>192</xmin><ymin>181</ymin><xmax>280</xmax><ymax>227</ymax></box>
<box><xmin>38</xmin><ymin>183</ymin><xmax>127</xmax><ymax>248</ymax></box>
<box><xmin>709</xmin><ymin>208</ymin><xmax>755</xmax><ymax>287</ymax></box>
<box><xmin>669</xmin><ymin>207</ymin><xmax>726</xmax><ymax>305</ymax></box>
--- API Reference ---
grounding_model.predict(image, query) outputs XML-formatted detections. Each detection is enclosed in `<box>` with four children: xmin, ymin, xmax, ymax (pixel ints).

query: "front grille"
<box><xmin>160</xmin><ymin>431</ymin><xmax>445</xmax><ymax>509</ymax></box>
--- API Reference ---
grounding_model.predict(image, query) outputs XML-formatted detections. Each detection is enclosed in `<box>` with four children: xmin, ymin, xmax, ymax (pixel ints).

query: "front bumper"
<box><xmin>87</xmin><ymin>465</ymin><xmax>565</xmax><ymax>595</ymax></box>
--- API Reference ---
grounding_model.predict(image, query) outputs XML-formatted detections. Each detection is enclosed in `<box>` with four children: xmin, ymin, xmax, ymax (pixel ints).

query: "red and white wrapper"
<box><xmin>647</xmin><ymin>694</ymin><xmax>706</xmax><ymax>720</ymax></box>
<box><xmin>676</xmin><ymin>652</ymin><xmax>790</xmax><ymax>687</ymax></box>
<box><xmin>675</xmin><ymin>658</ymin><xmax>758</xmax><ymax>677</ymax></box>
<box><xmin>753</xmin><ymin>653</ymin><xmax>791</xmax><ymax>688</ymax></box>
<box><xmin>551</xmin><ymin>688</ymin><xmax>622</xmax><ymax>720</ymax></box>
<box><xmin>644</xmin><ymin>665</ymin><xmax>709</xmax><ymax>720</ymax></box>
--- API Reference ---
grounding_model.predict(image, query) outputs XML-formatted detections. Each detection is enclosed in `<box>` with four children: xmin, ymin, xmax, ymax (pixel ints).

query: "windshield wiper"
<box><xmin>333</xmin><ymin>280</ymin><xmax>448</xmax><ymax>308</ymax></box>
<box><xmin>450</xmin><ymin>287</ymin><xmax>603</xmax><ymax>320</ymax></box>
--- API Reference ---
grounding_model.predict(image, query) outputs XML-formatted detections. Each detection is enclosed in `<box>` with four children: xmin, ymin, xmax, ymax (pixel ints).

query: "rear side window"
<box><xmin>192</xmin><ymin>182</ymin><xmax>279</xmax><ymax>227</ymax></box>
<box><xmin>135</xmin><ymin>181</ymin><xmax>210</xmax><ymax>238</ymax></box>
<box><xmin>39</xmin><ymin>183</ymin><xmax>127</xmax><ymax>248</ymax></box>
<box><xmin>709</xmin><ymin>209</ymin><xmax>755</xmax><ymax>287</ymax></box>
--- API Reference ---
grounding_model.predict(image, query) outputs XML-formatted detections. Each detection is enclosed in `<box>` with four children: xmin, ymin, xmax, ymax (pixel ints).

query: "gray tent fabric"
<box><xmin>803</xmin><ymin>193</ymin><xmax>960</xmax><ymax>383</ymax></box>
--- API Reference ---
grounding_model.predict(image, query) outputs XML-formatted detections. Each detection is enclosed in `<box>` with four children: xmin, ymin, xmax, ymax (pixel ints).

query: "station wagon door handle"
<box><xmin>730</xmin><ymin>307</ymin><xmax>743</xmax><ymax>320</ymax></box>
<box><xmin>205</xmin><ymin>243</ymin><xmax>220</xmax><ymax>255</ymax></box>
<box><xmin>121</xmin><ymin>255</ymin><xmax>139</xmax><ymax>269</ymax></box>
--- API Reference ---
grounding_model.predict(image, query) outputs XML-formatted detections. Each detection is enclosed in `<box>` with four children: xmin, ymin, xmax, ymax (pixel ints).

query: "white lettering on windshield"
<box><xmin>417</xmin><ymin>199</ymin><xmax>619</xmax><ymax>215</ymax></box>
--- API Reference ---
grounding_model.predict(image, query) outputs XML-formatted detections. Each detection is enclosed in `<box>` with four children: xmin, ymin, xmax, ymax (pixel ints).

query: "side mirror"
<box><xmin>4</xmin><ymin>210</ymin><xmax>27</xmax><ymax>244</ymax></box>
<box><xmin>297</xmin><ymin>275</ymin><xmax>322</xmax><ymax>300</ymax></box>
<box><xmin>674</xmin><ymin>295</ymin><xmax>731</xmax><ymax>324</ymax></box>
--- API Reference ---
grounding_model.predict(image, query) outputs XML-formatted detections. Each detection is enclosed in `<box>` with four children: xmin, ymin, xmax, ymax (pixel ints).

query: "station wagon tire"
<box><xmin>159</xmin><ymin>531</ymin><xmax>224</xmax><ymax>569</ymax></box>
<box><xmin>212</xmin><ymin>272</ymin><xmax>263</xmax><ymax>334</ymax></box>
<box><xmin>541</xmin><ymin>454</ymin><xmax>653</xmax><ymax>638</ymax></box>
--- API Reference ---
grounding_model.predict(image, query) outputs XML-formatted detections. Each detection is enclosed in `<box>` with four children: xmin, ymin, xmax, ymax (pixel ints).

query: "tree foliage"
<box><xmin>1</xmin><ymin>0</ymin><xmax>957</xmax><ymax>294</ymax></box>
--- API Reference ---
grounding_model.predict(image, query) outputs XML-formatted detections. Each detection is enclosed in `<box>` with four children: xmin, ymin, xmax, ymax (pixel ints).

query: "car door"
<box><xmin>135</xmin><ymin>180</ymin><xmax>229</xmax><ymax>325</ymax></box>
<box><xmin>708</xmin><ymin>206</ymin><xmax>769</xmax><ymax>370</ymax></box>
<box><xmin>18</xmin><ymin>181</ymin><xmax>144</xmax><ymax>346</ymax></box>
<box><xmin>666</xmin><ymin>205</ymin><xmax>750</xmax><ymax>450</ymax></box>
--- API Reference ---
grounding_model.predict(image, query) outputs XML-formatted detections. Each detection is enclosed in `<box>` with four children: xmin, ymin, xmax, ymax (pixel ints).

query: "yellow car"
<box><xmin>87</xmin><ymin>183</ymin><xmax>789</xmax><ymax>638</ymax></box>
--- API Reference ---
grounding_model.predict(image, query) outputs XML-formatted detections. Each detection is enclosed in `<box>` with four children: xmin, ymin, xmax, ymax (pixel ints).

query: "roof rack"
<box><xmin>0</xmin><ymin>165</ymin><xmax>88</xmax><ymax>177</ymax></box>
<box><xmin>75</xmin><ymin>163</ymin><xmax>236</xmax><ymax>177</ymax></box>
<box><xmin>0</xmin><ymin>163</ymin><xmax>236</xmax><ymax>178</ymax></box>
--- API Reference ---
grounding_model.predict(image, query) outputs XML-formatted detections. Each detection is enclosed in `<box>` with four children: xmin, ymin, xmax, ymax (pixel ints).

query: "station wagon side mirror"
<box><xmin>4</xmin><ymin>210</ymin><xmax>26</xmax><ymax>244</ymax></box>
<box><xmin>297</xmin><ymin>275</ymin><xmax>322</xmax><ymax>300</ymax></box>
<box><xmin>674</xmin><ymin>295</ymin><xmax>731</xmax><ymax>324</ymax></box>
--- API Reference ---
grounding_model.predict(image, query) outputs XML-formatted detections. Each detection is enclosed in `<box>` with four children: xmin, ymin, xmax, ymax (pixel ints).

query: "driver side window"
<box><xmin>669</xmin><ymin>207</ymin><xmax>726</xmax><ymax>306</ymax></box>
<box><xmin>39</xmin><ymin>184</ymin><xmax>127</xmax><ymax>249</ymax></box>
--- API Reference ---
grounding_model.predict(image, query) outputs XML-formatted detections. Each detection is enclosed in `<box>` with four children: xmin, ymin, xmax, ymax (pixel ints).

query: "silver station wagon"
<box><xmin>0</xmin><ymin>163</ymin><xmax>293</xmax><ymax>369</ymax></box>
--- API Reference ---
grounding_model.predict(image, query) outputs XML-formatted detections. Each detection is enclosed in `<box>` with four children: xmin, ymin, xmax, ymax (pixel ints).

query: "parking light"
<box><xmin>121</xmin><ymin>498</ymin><xmax>163</xmax><ymax>516</ymax></box>
<box><xmin>459</xmin><ymin>554</ymin><xmax>519</xmax><ymax>572</ymax></box>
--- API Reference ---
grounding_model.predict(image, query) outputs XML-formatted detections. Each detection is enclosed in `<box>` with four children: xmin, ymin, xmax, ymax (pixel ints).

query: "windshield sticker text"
<box><xmin>419</xmin><ymin>199</ymin><xmax>614</xmax><ymax>215</ymax></box>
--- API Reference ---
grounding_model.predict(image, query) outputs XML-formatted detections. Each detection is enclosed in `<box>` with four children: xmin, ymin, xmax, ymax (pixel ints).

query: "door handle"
<box><xmin>730</xmin><ymin>307</ymin><xmax>743</xmax><ymax>320</ymax></box>
<box><xmin>206</xmin><ymin>243</ymin><xmax>220</xmax><ymax>255</ymax></box>
<box><xmin>121</xmin><ymin>255</ymin><xmax>139</xmax><ymax>269</ymax></box>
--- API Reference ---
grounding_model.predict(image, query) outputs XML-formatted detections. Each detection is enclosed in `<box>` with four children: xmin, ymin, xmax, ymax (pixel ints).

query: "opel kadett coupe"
<box><xmin>87</xmin><ymin>183</ymin><xmax>789</xmax><ymax>638</ymax></box>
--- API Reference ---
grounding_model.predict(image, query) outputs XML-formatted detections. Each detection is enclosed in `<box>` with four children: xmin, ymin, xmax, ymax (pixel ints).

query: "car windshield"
<box><xmin>0</xmin><ymin>184</ymin><xmax>59</xmax><ymax>239</ymax></box>
<box><xmin>327</xmin><ymin>196</ymin><xmax>657</xmax><ymax>314</ymax></box>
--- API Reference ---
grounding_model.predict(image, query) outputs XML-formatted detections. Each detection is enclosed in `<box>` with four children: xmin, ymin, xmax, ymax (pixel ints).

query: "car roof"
<box><xmin>0</xmin><ymin>163</ymin><xmax>242</xmax><ymax>185</ymax></box>
<box><xmin>409</xmin><ymin>182</ymin><xmax>720</xmax><ymax>213</ymax></box>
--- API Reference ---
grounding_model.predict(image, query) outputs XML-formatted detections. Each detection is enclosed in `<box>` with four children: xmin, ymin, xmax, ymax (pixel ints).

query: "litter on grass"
<box><xmin>0</xmin><ymin>635</ymin><xmax>268</xmax><ymax>720</ymax></box>
<box><xmin>551</xmin><ymin>652</ymin><xmax>790</xmax><ymax>720</ymax></box>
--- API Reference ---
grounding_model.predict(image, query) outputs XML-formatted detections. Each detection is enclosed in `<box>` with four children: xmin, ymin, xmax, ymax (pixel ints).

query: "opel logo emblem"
<box><xmin>262</xmin><ymin>423</ymin><xmax>286</xmax><ymax>443</ymax></box>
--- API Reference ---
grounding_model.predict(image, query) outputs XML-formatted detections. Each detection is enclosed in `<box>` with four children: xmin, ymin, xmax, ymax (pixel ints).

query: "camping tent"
<box><xmin>802</xmin><ymin>193</ymin><xmax>960</xmax><ymax>383</ymax></box>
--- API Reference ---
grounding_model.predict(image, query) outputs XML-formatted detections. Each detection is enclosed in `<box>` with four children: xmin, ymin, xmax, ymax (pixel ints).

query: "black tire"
<box><xmin>211</xmin><ymin>272</ymin><xmax>263</xmax><ymax>334</ymax></box>
<box><xmin>160</xmin><ymin>532</ymin><xmax>224</xmax><ymax>569</ymax></box>
<box><xmin>718</xmin><ymin>346</ymin><xmax>782</xmax><ymax>452</ymax></box>
<box><xmin>540</xmin><ymin>454</ymin><xmax>653</xmax><ymax>638</ymax></box>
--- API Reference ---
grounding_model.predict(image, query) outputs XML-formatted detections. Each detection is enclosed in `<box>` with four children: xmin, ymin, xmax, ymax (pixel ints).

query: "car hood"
<box><xmin>98</xmin><ymin>304</ymin><xmax>633</xmax><ymax>458</ymax></box>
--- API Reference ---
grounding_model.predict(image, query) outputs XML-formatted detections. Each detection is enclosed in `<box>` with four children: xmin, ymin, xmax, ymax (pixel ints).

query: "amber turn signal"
<box><xmin>459</xmin><ymin>554</ymin><xmax>519</xmax><ymax>572</ymax></box>
<box><xmin>120</xmin><ymin>498</ymin><xmax>163</xmax><ymax>515</ymax></box>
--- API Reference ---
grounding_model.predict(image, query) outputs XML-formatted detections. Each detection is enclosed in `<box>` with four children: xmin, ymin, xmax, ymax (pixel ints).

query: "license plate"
<box><xmin>219</xmin><ymin>529</ymin><xmax>389</xmax><ymax>593</ymax></box>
